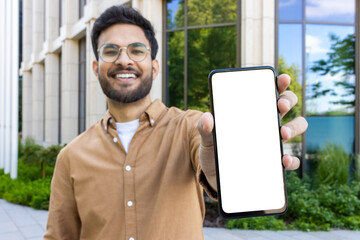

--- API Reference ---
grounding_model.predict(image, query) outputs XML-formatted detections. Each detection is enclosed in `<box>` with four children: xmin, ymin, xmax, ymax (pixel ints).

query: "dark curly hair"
<box><xmin>91</xmin><ymin>5</ymin><xmax>158</xmax><ymax>60</ymax></box>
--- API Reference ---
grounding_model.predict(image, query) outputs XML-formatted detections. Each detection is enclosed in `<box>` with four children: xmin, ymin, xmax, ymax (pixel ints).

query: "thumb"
<box><xmin>197</xmin><ymin>112</ymin><xmax>214</xmax><ymax>147</ymax></box>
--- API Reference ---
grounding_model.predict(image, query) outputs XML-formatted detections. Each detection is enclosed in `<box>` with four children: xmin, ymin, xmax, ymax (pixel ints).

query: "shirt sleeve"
<box><xmin>189</xmin><ymin>112</ymin><xmax>218</xmax><ymax>201</ymax></box>
<box><xmin>43</xmin><ymin>148</ymin><xmax>81</xmax><ymax>240</ymax></box>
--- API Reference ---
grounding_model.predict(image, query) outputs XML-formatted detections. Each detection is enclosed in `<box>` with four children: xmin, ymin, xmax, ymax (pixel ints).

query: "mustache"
<box><xmin>108</xmin><ymin>67</ymin><xmax>142</xmax><ymax>77</ymax></box>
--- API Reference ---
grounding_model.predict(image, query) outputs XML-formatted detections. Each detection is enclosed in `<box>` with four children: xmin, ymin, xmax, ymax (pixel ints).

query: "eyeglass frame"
<box><xmin>97</xmin><ymin>42</ymin><xmax>151</xmax><ymax>63</ymax></box>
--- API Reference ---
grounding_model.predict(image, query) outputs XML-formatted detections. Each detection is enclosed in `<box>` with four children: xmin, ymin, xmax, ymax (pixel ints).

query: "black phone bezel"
<box><xmin>208</xmin><ymin>66</ymin><xmax>287</xmax><ymax>219</ymax></box>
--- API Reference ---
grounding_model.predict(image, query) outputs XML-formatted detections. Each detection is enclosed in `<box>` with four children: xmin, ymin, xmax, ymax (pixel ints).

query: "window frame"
<box><xmin>162</xmin><ymin>0</ymin><xmax>241</xmax><ymax>110</ymax></box>
<box><xmin>275</xmin><ymin>0</ymin><xmax>360</xmax><ymax>172</ymax></box>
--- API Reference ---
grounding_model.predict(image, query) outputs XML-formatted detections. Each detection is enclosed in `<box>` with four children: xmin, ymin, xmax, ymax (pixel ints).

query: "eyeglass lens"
<box><xmin>100</xmin><ymin>43</ymin><xmax>148</xmax><ymax>62</ymax></box>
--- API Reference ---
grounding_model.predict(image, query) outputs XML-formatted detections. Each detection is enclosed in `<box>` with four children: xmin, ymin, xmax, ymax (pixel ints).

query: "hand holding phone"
<box><xmin>208</xmin><ymin>66</ymin><xmax>286</xmax><ymax>218</ymax></box>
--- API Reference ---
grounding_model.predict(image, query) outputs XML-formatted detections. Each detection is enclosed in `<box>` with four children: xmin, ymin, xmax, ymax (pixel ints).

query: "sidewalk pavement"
<box><xmin>1</xmin><ymin>199</ymin><xmax>360</xmax><ymax>240</ymax></box>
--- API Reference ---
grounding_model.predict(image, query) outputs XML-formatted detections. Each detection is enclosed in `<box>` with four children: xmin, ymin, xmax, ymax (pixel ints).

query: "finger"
<box><xmin>277</xmin><ymin>74</ymin><xmax>291</xmax><ymax>94</ymax></box>
<box><xmin>282</xmin><ymin>154</ymin><xmax>300</xmax><ymax>170</ymax></box>
<box><xmin>197</xmin><ymin>112</ymin><xmax>214</xmax><ymax>147</ymax></box>
<box><xmin>278</xmin><ymin>91</ymin><xmax>298</xmax><ymax>119</ymax></box>
<box><xmin>281</xmin><ymin>116</ymin><xmax>308</xmax><ymax>142</ymax></box>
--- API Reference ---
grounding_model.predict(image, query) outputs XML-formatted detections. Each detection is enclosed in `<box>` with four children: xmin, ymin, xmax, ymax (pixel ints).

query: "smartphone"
<box><xmin>208</xmin><ymin>66</ymin><xmax>286</xmax><ymax>219</ymax></box>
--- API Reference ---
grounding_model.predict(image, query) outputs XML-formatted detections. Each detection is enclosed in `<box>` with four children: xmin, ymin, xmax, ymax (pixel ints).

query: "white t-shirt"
<box><xmin>115</xmin><ymin>119</ymin><xmax>139</xmax><ymax>153</ymax></box>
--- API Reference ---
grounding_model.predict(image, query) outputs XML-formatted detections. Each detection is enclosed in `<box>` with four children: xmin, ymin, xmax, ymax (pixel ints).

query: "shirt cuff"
<box><xmin>198</xmin><ymin>169</ymin><xmax>218</xmax><ymax>201</ymax></box>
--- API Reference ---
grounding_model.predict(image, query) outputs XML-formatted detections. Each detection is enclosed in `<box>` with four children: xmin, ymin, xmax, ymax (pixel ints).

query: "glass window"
<box><xmin>279</xmin><ymin>0</ymin><xmax>303</xmax><ymax>21</ymax></box>
<box><xmin>278</xmin><ymin>23</ymin><xmax>303</xmax><ymax>130</ymax></box>
<box><xmin>305</xmin><ymin>25</ymin><xmax>355</xmax><ymax>116</ymax></box>
<box><xmin>305</xmin><ymin>0</ymin><xmax>355</xmax><ymax>23</ymax></box>
<box><xmin>187</xmin><ymin>26</ymin><xmax>236</xmax><ymax>112</ymax></box>
<box><xmin>79</xmin><ymin>0</ymin><xmax>86</xmax><ymax>19</ymax></box>
<box><xmin>187</xmin><ymin>0</ymin><xmax>237</xmax><ymax>26</ymax></box>
<box><xmin>278</xmin><ymin>24</ymin><xmax>302</xmax><ymax>71</ymax></box>
<box><xmin>59</xmin><ymin>0</ymin><xmax>62</xmax><ymax>36</ymax></box>
<box><xmin>79</xmin><ymin>38</ymin><xmax>86</xmax><ymax>134</ymax></box>
<box><xmin>167</xmin><ymin>31</ymin><xmax>185</xmax><ymax>109</ymax></box>
<box><xmin>277</xmin><ymin>0</ymin><xmax>357</xmax><ymax>161</ymax></box>
<box><xmin>166</xmin><ymin>0</ymin><xmax>184</xmax><ymax>29</ymax></box>
<box><xmin>165</xmin><ymin>0</ymin><xmax>239</xmax><ymax>110</ymax></box>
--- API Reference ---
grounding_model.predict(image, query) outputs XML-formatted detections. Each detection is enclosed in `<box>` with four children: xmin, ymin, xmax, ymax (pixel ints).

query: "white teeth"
<box><xmin>116</xmin><ymin>73</ymin><xmax>136</xmax><ymax>79</ymax></box>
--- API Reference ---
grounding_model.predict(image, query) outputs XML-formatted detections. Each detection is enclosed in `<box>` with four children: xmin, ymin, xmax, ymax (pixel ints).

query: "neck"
<box><xmin>107</xmin><ymin>95</ymin><xmax>152</xmax><ymax>123</ymax></box>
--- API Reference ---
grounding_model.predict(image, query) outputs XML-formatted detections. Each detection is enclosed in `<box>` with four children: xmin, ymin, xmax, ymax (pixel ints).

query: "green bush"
<box><xmin>314</xmin><ymin>144</ymin><xmax>350</xmax><ymax>186</ymax></box>
<box><xmin>227</xmin><ymin>216</ymin><xmax>286</xmax><ymax>230</ymax></box>
<box><xmin>0</xmin><ymin>173</ymin><xmax>51</xmax><ymax>210</ymax></box>
<box><xmin>0</xmin><ymin>140</ymin><xmax>61</xmax><ymax>210</ymax></box>
<box><xmin>19</xmin><ymin>139</ymin><xmax>63</xmax><ymax>178</ymax></box>
<box><xmin>226</xmin><ymin>171</ymin><xmax>360</xmax><ymax>231</ymax></box>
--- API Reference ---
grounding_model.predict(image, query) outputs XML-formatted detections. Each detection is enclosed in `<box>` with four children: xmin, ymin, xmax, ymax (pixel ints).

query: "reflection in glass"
<box><xmin>187</xmin><ymin>26</ymin><xmax>236</xmax><ymax>112</ymax></box>
<box><xmin>278</xmin><ymin>24</ymin><xmax>303</xmax><ymax>142</ymax></box>
<box><xmin>166</xmin><ymin>0</ymin><xmax>184</xmax><ymax>29</ymax></box>
<box><xmin>279</xmin><ymin>0</ymin><xmax>302</xmax><ymax>21</ymax></box>
<box><xmin>306</xmin><ymin>116</ymin><xmax>354</xmax><ymax>154</ymax></box>
<box><xmin>305</xmin><ymin>0</ymin><xmax>355</xmax><ymax>23</ymax></box>
<box><xmin>167</xmin><ymin>31</ymin><xmax>185</xmax><ymax>109</ymax></box>
<box><xmin>187</xmin><ymin>0</ymin><xmax>237</xmax><ymax>26</ymax></box>
<box><xmin>278</xmin><ymin>24</ymin><xmax>302</xmax><ymax>71</ymax></box>
<box><xmin>306</xmin><ymin>24</ymin><xmax>355</xmax><ymax>116</ymax></box>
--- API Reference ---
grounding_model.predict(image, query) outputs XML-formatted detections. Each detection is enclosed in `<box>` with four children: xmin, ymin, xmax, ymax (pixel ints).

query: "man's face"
<box><xmin>93</xmin><ymin>23</ymin><xmax>159</xmax><ymax>103</ymax></box>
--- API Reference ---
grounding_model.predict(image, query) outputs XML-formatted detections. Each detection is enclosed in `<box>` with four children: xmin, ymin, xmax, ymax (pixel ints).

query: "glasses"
<box><xmin>97</xmin><ymin>42</ymin><xmax>151</xmax><ymax>62</ymax></box>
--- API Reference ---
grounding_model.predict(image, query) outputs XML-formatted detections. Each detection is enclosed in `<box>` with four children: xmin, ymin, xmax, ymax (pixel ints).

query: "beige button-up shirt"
<box><xmin>44</xmin><ymin>99</ymin><xmax>217</xmax><ymax>240</ymax></box>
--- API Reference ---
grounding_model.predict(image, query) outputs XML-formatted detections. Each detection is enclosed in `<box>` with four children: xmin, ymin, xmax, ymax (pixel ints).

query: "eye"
<box><xmin>131</xmin><ymin>48</ymin><xmax>146</xmax><ymax>55</ymax></box>
<box><xmin>103</xmin><ymin>49</ymin><xmax>118</xmax><ymax>56</ymax></box>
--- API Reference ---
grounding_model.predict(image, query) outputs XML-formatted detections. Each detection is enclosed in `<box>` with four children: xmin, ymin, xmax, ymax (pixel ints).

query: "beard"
<box><xmin>98</xmin><ymin>67</ymin><xmax>153</xmax><ymax>104</ymax></box>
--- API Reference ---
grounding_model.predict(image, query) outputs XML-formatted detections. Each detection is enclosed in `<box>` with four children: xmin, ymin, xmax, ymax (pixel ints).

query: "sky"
<box><xmin>278</xmin><ymin>0</ymin><xmax>356</xmax><ymax>115</ymax></box>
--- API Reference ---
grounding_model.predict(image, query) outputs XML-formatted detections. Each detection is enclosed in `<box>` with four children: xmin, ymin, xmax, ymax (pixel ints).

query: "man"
<box><xmin>44</xmin><ymin>5</ymin><xmax>308</xmax><ymax>240</ymax></box>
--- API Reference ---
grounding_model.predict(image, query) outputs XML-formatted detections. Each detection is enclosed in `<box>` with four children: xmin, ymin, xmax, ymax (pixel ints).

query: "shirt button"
<box><xmin>104</xmin><ymin>126</ymin><xmax>107</xmax><ymax>131</ymax></box>
<box><xmin>113</xmin><ymin>137</ymin><xmax>118</xmax><ymax>143</ymax></box>
<box><xmin>125</xmin><ymin>165</ymin><xmax>131</xmax><ymax>171</ymax></box>
<box><xmin>127</xmin><ymin>201</ymin><xmax>133</xmax><ymax>207</ymax></box>
<box><xmin>129</xmin><ymin>238</ymin><xmax>135</xmax><ymax>240</ymax></box>
<box><xmin>150</xmin><ymin>119</ymin><xmax>155</xmax><ymax>125</ymax></box>
<box><xmin>109</xmin><ymin>119</ymin><xmax>113</xmax><ymax>123</ymax></box>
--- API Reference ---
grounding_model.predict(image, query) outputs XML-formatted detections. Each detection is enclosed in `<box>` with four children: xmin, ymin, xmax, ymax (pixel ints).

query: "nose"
<box><xmin>114</xmin><ymin>48</ymin><xmax>134</xmax><ymax>66</ymax></box>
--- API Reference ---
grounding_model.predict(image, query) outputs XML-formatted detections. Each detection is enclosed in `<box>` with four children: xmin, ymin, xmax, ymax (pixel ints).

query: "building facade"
<box><xmin>0</xmin><ymin>0</ymin><xmax>20</xmax><ymax>178</ymax></box>
<box><xmin>19</xmin><ymin>0</ymin><xmax>360</xmax><ymax>171</ymax></box>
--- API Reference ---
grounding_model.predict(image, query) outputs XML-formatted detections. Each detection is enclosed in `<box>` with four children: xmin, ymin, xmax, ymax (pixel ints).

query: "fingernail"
<box><xmin>280</xmin><ymin>98</ymin><xmax>290</xmax><ymax>108</ymax></box>
<box><xmin>282</xmin><ymin>126</ymin><xmax>292</xmax><ymax>138</ymax></box>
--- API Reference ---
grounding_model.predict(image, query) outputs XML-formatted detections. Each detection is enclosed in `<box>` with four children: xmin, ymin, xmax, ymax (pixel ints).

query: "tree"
<box><xmin>310</xmin><ymin>34</ymin><xmax>355</xmax><ymax>109</ymax></box>
<box><xmin>278</xmin><ymin>56</ymin><xmax>302</xmax><ymax>124</ymax></box>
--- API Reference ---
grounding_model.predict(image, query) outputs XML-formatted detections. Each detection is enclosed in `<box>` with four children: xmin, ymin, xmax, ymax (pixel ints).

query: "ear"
<box><xmin>151</xmin><ymin>59</ymin><xmax>159</xmax><ymax>80</ymax></box>
<box><xmin>93</xmin><ymin>60</ymin><xmax>99</xmax><ymax>78</ymax></box>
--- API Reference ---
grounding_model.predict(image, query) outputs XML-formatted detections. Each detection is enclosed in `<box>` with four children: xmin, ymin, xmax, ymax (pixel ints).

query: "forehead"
<box><xmin>98</xmin><ymin>23</ymin><xmax>149</xmax><ymax>47</ymax></box>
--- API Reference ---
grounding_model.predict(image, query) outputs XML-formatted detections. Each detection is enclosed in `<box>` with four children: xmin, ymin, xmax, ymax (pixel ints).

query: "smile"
<box><xmin>116</xmin><ymin>73</ymin><xmax>137</xmax><ymax>79</ymax></box>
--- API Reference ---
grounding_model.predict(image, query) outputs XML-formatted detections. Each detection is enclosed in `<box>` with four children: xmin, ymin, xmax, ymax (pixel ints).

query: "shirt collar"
<box><xmin>103</xmin><ymin>99</ymin><xmax>167</xmax><ymax>129</ymax></box>
<box><xmin>141</xmin><ymin>99</ymin><xmax>167</xmax><ymax>126</ymax></box>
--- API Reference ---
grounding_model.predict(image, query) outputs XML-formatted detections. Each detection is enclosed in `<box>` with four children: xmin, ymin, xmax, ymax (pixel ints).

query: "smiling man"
<box><xmin>43</xmin><ymin>5</ymin><xmax>308</xmax><ymax>240</ymax></box>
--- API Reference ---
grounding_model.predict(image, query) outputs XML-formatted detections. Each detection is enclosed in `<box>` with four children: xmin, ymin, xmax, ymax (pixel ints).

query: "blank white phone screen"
<box><xmin>211</xmin><ymin>68</ymin><xmax>285</xmax><ymax>214</ymax></box>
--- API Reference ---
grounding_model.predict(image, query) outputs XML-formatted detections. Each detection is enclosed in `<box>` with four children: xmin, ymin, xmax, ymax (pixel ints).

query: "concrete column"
<box><xmin>4</xmin><ymin>0</ymin><xmax>12</xmax><ymax>174</ymax></box>
<box><xmin>32</xmin><ymin>0</ymin><xmax>44</xmax><ymax>54</ymax></box>
<box><xmin>22</xmin><ymin>71</ymin><xmax>33</xmax><ymax>140</ymax></box>
<box><xmin>61</xmin><ymin>40</ymin><xmax>79</xmax><ymax>144</ymax></box>
<box><xmin>45</xmin><ymin>0</ymin><xmax>59</xmax><ymax>42</ymax></box>
<box><xmin>0</xmin><ymin>0</ymin><xmax>19</xmax><ymax>178</ymax></box>
<box><xmin>0</xmin><ymin>0</ymin><xmax>6</xmax><ymax>169</ymax></box>
<box><xmin>31</xmin><ymin>0</ymin><xmax>45</xmax><ymax>145</ymax></box>
<box><xmin>32</xmin><ymin>63</ymin><xmax>45</xmax><ymax>144</ymax></box>
<box><xmin>22</xmin><ymin>0</ymin><xmax>33</xmax><ymax>141</ymax></box>
<box><xmin>10</xmin><ymin>0</ymin><xmax>19</xmax><ymax>179</ymax></box>
<box><xmin>23</xmin><ymin>0</ymin><xmax>32</xmax><ymax>63</ymax></box>
<box><xmin>45</xmin><ymin>54</ymin><xmax>59</xmax><ymax>145</ymax></box>
<box><xmin>86</xmin><ymin>19</ymin><xmax>106</xmax><ymax>128</ymax></box>
<box><xmin>137</xmin><ymin>0</ymin><xmax>163</xmax><ymax>102</ymax></box>
<box><xmin>63</xmin><ymin>0</ymin><xmax>79</xmax><ymax>25</ymax></box>
<box><xmin>241</xmin><ymin>0</ymin><xmax>275</xmax><ymax>67</ymax></box>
